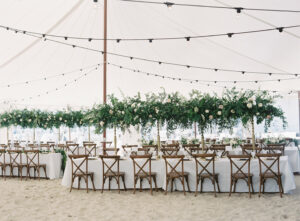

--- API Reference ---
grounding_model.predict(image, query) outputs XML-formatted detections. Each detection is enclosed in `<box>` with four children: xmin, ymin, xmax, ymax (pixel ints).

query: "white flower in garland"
<box><xmin>194</xmin><ymin>107</ymin><xmax>199</xmax><ymax>113</ymax></box>
<box><xmin>121</xmin><ymin>111</ymin><xmax>125</xmax><ymax>115</ymax></box>
<box><xmin>205</xmin><ymin>109</ymin><xmax>209</xmax><ymax>113</ymax></box>
<box><xmin>109</xmin><ymin>110</ymin><xmax>113</xmax><ymax>115</ymax></box>
<box><xmin>59</xmin><ymin>117</ymin><xmax>62</xmax><ymax>121</ymax></box>
<box><xmin>99</xmin><ymin>121</ymin><xmax>104</xmax><ymax>126</ymax></box>
<box><xmin>3</xmin><ymin>118</ymin><xmax>6</xmax><ymax>121</ymax></box>
<box><xmin>247</xmin><ymin>103</ymin><xmax>252</xmax><ymax>109</ymax></box>
<box><xmin>44</xmin><ymin>125</ymin><xmax>47</xmax><ymax>128</ymax></box>
<box><xmin>258</xmin><ymin>103</ymin><xmax>263</xmax><ymax>107</ymax></box>
<box><xmin>131</xmin><ymin>103</ymin><xmax>135</xmax><ymax>108</ymax></box>
<box><xmin>218</xmin><ymin>105</ymin><xmax>224</xmax><ymax>109</ymax></box>
<box><xmin>134</xmin><ymin>108</ymin><xmax>137</xmax><ymax>112</ymax></box>
<box><xmin>64</xmin><ymin>120</ymin><xmax>67</xmax><ymax>123</ymax></box>
<box><xmin>267</xmin><ymin>115</ymin><xmax>271</xmax><ymax>119</ymax></box>
<box><xmin>18</xmin><ymin>115</ymin><xmax>21</xmax><ymax>117</ymax></box>
<box><xmin>90</xmin><ymin>120</ymin><xmax>93</xmax><ymax>123</ymax></box>
<box><xmin>256</xmin><ymin>112</ymin><xmax>260</xmax><ymax>116</ymax></box>
<box><xmin>209</xmin><ymin>115</ymin><xmax>213</xmax><ymax>120</ymax></box>
<box><xmin>28</xmin><ymin>119</ymin><xmax>32</xmax><ymax>122</ymax></box>
<box><xmin>155</xmin><ymin>108</ymin><xmax>159</xmax><ymax>114</ymax></box>
<box><xmin>231</xmin><ymin>109</ymin><xmax>235</xmax><ymax>114</ymax></box>
<box><xmin>149</xmin><ymin>114</ymin><xmax>152</xmax><ymax>118</ymax></box>
<box><xmin>166</xmin><ymin>98</ymin><xmax>171</xmax><ymax>103</ymax></box>
<box><xmin>217</xmin><ymin>111</ymin><xmax>222</xmax><ymax>116</ymax></box>
<box><xmin>201</xmin><ymin>114</ymin><xmax>205</xmax><ymax>121</ymax></box>
<box><xmin>20</xmin><ymin>119</ymin><xmax>23</xmax><ymax>122</ymax></box>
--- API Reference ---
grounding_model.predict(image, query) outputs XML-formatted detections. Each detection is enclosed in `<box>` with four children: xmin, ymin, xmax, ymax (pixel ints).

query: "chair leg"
<box><xmin>200</xmin><ymin>178</ymin><xmax>204</xmax><ymax>193</ymax></box>
<box><xmin>259</xmin><ymin>177</ymin><xmax>262</xmax><ymax>197</ymax></box>
<box><xmin>91</xmin><ymin>174</ymin><xmax>96</xmax><ymax>191</ymax></box>
<box><xmin>121</xmin><ymin>175</ymin><xmax>127</xmax><ymax>191</ymax></box>
<box><xmin>85</xmin><ymin>176</ymin><xmax>88</xmax><ymax>193</ymax></box>
<box><xmin>195</xmin><ymin>177</ymin><xmax>199</xmax><ymax>197</ymax></box>
<box><xmin>44</xmin><ymin>166</ymin><xmax>48</xmax><ymax>179</ymax></box>
<box><xmin>185</xmin><ymin>175</ymin><xmax>190</xmax><ymax>193</ymax></box>
<box><xmin>133</xmin><ymin>176</ymin><xmax>137</xmax><ymax>194</ymax></box>
<box><xmin>212</xmin><ymin>178</ymin><xmax>217</xmax><ymax>197</ymax></box>
<box><xmin>233</xmin><ymin>180</ymin><xmax>237</xmax><ymax>193</ymax></box>
<box><xmin>250</xmin><ymin>177</ymin><xmax>254</xmax><ymax>193</ymax></box>
<box><xmin>108</xmin><ymin>177</ymin><xmax>111</xmax><ymax>191</ymax></box>
<box><xmin>118</xmin><ymin>175</ymin><xmax>120</xmax><ymax>194</ymax></box>
<box><xmin>278</xmin><ymin>177</ymin><xmax>283</xmax><ymax>197</ymax></box>
<box><xmin>165</xmin><ymin>178</ymin><xmax>169</xmax><ymax>195</ymax></box>
<box><xmin>78</xmin><ymin>177</ymin><xmax>81</xmax><ymax>190</ymax></box>
<box><xmin>171</xmin><ymin>178</ymin><xmax>174</xmax><ymax>192</ymax></box>
<box><xmin>216</xmin><ymin>176</ymin><xmax>221</xmax><ymax>193</ymax></box>
<box><xmin>229</xmin><ymin>177</ymin><xmax>233</xmax><ymax>197</ymax></box>
<box><xmin>182</xmin><ymin>177</ymin><xmax>186</xmax><ymax>196</ymax></box>
<box><xmin>153</xmin><ymin>175</ymin><xmax>158</xmax><ymax>192</ymax></box>
<box><xmin>263</xmin><ymin>180</ymin><xmax>265</xmax><ymax>193</ymax></box>
<box><xmin>70</xmin><ymin>176</ymin><xmax>74</xmax><ymax>192</ymax></box>
<box><xmin>149</xmin><ymin>176</ymin><xmax>153</xmax><ymax>195</ymax></box>
<box><xmin>101</xmin><ymin>176</ymin><xmax>105</xmax><ymax>193</ymax></box>
<box><xmin>140</xmin><ymin>178</ymin><xmax>143</xmax><ymax>192</ymax></box>
<box><xmin>248</xmin><ymin>178</ymin><xmax>251</xmax><ymax>198</ymax></box>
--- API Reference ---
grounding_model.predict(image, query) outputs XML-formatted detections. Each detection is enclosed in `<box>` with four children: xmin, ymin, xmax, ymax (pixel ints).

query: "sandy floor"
<box><xmin>0</xmin><ymin>176</ymin><xmax>299</xmax><ymax>221</ymax></box>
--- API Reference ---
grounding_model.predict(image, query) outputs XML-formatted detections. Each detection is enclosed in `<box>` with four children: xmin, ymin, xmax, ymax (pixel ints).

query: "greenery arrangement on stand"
<box><xmin>0</xmin><ymin>89</ymin><xmax>287</xmax><ymax>149</ymax></box>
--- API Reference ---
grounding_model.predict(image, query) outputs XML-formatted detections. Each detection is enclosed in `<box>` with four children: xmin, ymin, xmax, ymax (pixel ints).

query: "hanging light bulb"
<box><xmin>164</xmin><ymin>2</ymin><xmax>174</xmax><ymax>8</ymax></box>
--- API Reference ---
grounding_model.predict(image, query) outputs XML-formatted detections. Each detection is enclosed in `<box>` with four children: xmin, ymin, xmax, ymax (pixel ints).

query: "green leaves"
<box><xmin>0</xmin><ymin>89</ymin><xmax>286</xmax><ymax>134</ymax></box>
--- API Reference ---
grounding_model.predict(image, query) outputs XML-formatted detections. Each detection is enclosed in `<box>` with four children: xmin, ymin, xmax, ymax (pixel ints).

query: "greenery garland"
<box><xmin>0</xmin><ymin>89</ymin><xmax>286</xmax><ymax>138</ymax></box>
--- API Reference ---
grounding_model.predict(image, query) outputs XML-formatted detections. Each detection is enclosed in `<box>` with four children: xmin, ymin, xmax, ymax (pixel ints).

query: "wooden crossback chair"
<box><xmin>103</xmin><ymin>148</ymin><xmax>119</xmax><ymax>156</ymax></box>
<box><xmin>257</xmin><ymin>139</ymin><xmax>267</xmax><ymax>149</ymax></box>
<box><xmin>24</xmin><ymin>150</ymin><xmax>48</xmax><ymax>180</ymax></box>
<box><xmin>84</xmin><ymin>143</ymin><xmax>97</xmax><ymax>156</ymax></box>
<box><xmin>66</xmin><ymin>141</ymin><xmax>74</xmax><ymax>145</ymax></box>
<box><xmin>7</xmin><ymin>150</ymin><xmax>27</xmax><ymax>180</ymax></box>
<box><xmin>228</xmin><ymin>154</ymin><xmax>254</xmax><ymax>198</ymax></box>
<box><xmin>69</xmin><ymin>155</ymin><xmax>96</xmax><ymax>193</ymax></box>
<box><xmin>210</xmin><ymin>144</ymin><xmax>227</xmax><ymax>157</ymax></box>
<box><xmin>101</xmin><ymin>141</ymin><xmax>112</xmax><ymax>148</ymax></box>
<box><xmin>0</xmin><ymin>150</ymin><xmax>7</xmax><ymax>180</ymax></box>
<box><xmin>264</xmin><ymin>144</ymin><xmax>285</xmax><ymax>156</ymax></box>
<box><xmin>130</xmin><ymin>154</ymin><xmax>158</xmax><ymax>195</ymax></box>
<box><xmin>193</xmin><ymin>153</ymin><xmax>220</xmax><ymax>197</ymax></box>
<box><xmin>57</xmin><ymin>144</ymin><xmax>67</xmax><ymax>151</ymax></box>
<box><xmin>47</xmin><ymin>141</ymin><xmax>55</xmax><ymax>145</ymax></box>
<box><xmin>40</xmin><ymin>144</ymin><xmax>51</xmax><ymax>151</ymax></box>
<box><xmin>182</xmin><ymin>144</ymin><xmax>199</xmax><ymax>156</ymax></box>
<box><xmin>122</xmin><ymin>144</ymin><xmax>138</xmax><ymax>153</ymax></box>
<box><xmin>241</xmin><ymin>144</ymin><xmax>262</xmax><ymax>156</ymax></box>
<box><xmin>256</xmin><ymin>153</ymin><xmax>283</xmax><ymax>197</ymax></box>
<box><xmin>284</xmin><ymin>138</ymin><xmax>293</xmax><ymax>147</ymax></box>
<box><xmin>161</xmin><ymin>144</ymin><xmax>180</xmax><ymax>156</ymax></box>
<box><xmin>0</xmin><ymin>144</ymin><xmax>8</xmax><ymax>149</ymax></box>
<box><xmin>190</xmin><ymin>147</ymin><xmax>209</xmax><ymax>155</ymax></box>
<box><xmin>99</xmin><ymin>155</ymin><xmax>126</xmax><ymax>193</ymax></box>
<box><xmin>28</xmin><ymin>143</ymin><xmax>39</xmax><ymax>150</ymax></box>
<box><xmin>142</xmin><ymin>145</ymin><xmax>158</xmax><ymax>155</ymax></box>
<box><xmin>67</xmin><ymin>144</ymin><xmax>80</xmax><ymax>155</ymax></box>
<box><xmin>162</xmin><ymin>155</ymin><xmax>190</xmax><ymax>195</ymax></box>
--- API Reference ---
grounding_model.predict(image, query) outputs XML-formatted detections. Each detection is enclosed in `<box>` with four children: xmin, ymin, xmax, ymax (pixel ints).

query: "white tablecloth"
<box><xmin>1</xmin><ymin>153</ymin><xmax>62</xmax><ymax>179</ymax></box>
<box><xmin>61</xmin><ymin>156</ymin><xmax>295</xmax><ymax>193</ymax></box>
<box><xmin>285</xmin><ymin>146</ymin><xmax>300</xmax><ymax>172</ymax></box>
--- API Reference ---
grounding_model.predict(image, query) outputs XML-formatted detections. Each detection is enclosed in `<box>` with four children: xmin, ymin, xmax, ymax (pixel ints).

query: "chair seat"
<box><xmin>75</xmin><ymin>172</ymin><xmax>94</xmax><ymax>176</ymax></box>
<box><xmin>105</xmin><ymin>171</ymin><xmax>125</xmax><ymax>177</ymax></box>
<box><xmin>136</xmin><ymin>172</ymin><xmax>157</xmax><ymax>178</ymax></box>
<box><xmin>11</xmin><ymin>163</ymin><xmax>27</xmax><ymax>167</ymax></box>
<box><xmin>262</xmin><ymin>172</ymin><xmax>282</xmax><ymax>178</ymax></box>
<box><xmin>167</xmin><ymin>171</ymin><xmax>188</xmax><ymax>178</ymax></box>
<box><xmin>199</xmin><ymin>173</ymin><xmax>219</xmax><ymax>178</ymax></box>
<box><xmin>232</xmin><ymin>173</ymin><xmax>253</xmax><ymax>179</ymax></box>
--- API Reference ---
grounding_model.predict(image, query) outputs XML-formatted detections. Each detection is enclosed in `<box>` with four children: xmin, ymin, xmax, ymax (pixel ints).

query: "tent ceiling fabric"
<box><xmin>0</xmin><ymin>0</ymin><xmax>300</xmax><ymax>111</ymax></box>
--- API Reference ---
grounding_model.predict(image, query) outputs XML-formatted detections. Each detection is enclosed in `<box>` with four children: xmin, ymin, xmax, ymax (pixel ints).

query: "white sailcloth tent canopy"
<box><xmin>0</xmin><ymin>0</ymin><xmax>300</xmax><ymax>131</ymax></box>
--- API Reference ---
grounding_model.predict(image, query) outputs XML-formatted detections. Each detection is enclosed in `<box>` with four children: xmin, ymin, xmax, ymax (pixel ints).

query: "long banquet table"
<box><xmin>0</xmin><ymin>153</ymin><xmax>62</xmax><ymax>179</ymax></box>
<box><xmin>61</xmin><ymin>156</ymin><xmax>296</xmax><ymax>193</ymax></box>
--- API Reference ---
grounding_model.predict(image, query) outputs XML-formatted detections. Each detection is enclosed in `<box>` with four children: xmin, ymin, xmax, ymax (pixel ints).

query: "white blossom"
<box><xmin>59</xmin><ymin>117</ymin><xmax>62</xmax><ymax>121</ymax></box>
<box><xmin>209</xmin><ymin>115</ymin><xmax>213</xmax><ymax>120</ymax></box>
<box><xmin>217</xmin><ymin>111</ymin><xmax>222</xmax><ymax>116</ymax></box>
<box><xmin>166</xmin><ymin>98</ymin><xmax>171</xmax><ymax>103</ymax></box>
<box><xmin>218</xmin><ymin>105</ymin><xmax>223</xmax><ymax>109</ymax></box>
<box><xmin>247</xmin><ymin>103</ymin><xmax>252</xmax><ymax>109</ymax></box>
<box><xmin>109</xmin><ymin>110</ymin><xmax>113</xmax><ymax>115</ymax></box>
<box><xmin>194</xmin><ymin>107</ymin><xmax>199</xmax><ymax>113</ymax></box>
<box><xmin>231</xmin><ymin>109</ymin><xmax>235</xmax><ymax>114</ymax></box>
<box><xmin>28</xmin><ymin>119</ymin><xmax>32</xmax><ymax>122</ymax></box>
<box><xmin>258</xmin><ymin>103</ymin><xmax>263</xmax><ymax>107</ymax></box>
<box><xmin>256</xmin><ymin>112</ymin><xmax>260</xmax><ymax>116</ymax></box>
<box><xmin>100</xmin><ymin>121</ymin><xmax>104</xmax><ymax>126</ymax></box>
<box><xmin>205</xmin><ymin>109</ymin><xmax>209</xmax><ymax>113</ymax></box>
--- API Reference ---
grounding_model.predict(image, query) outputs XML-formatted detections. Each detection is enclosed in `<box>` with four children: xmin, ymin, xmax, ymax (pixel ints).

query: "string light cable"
<box><xmin>0</xmin><ymin>63</ymin><xmax>101</xmax><ymax>88</ymax></box>
<box><xmin>11</xmin><ymin>31</ymin><xmax>300</xmax><ymax>78</ymax></box>
<box><xmin>1</xmin><ymin>24</ymin><xmax>300</xmax><ymax>42</ymax></box>
<box><xmin>7</xmin><ymin>64</ymin><xmax>102</xmax><ymax>103</ymax></box>
<box><xmin>119</xmin><ymin>0</ymin><xmax>300</xmax><ymax>14</ymax></box>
